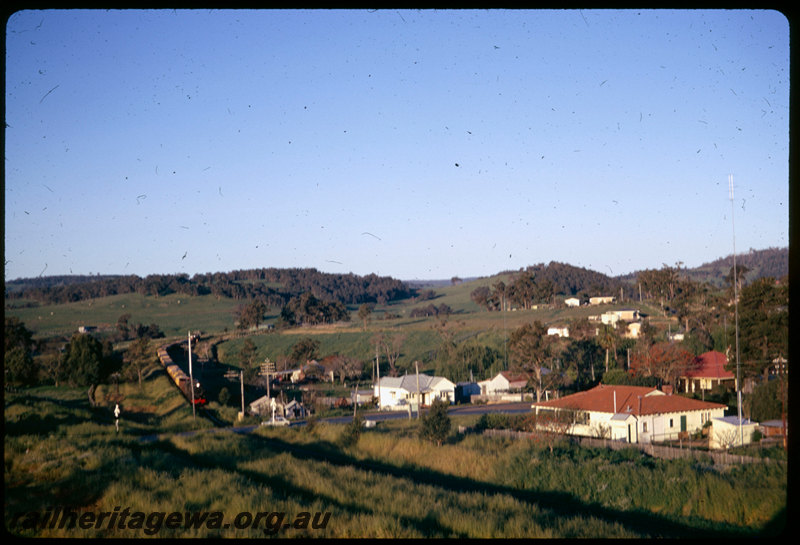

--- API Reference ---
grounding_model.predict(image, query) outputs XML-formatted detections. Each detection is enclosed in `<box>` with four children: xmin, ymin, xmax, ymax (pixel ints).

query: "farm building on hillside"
<box><xmin>531</xmin><ymin>384</ymin><xmax>728</xmax><ymax>446</ymax></box>
<box><xmin>599</xmin><ymin>309</ymin><xmax>641</xmax><ymax>326</ymax></box>
<box><xmin>624</xmin><ymin>322</ymin><xmax>642</xmax><ymax>338</ymax></box>
<box><xmin>547</xmin><ymin>326</ymin><xmax>570</xmax><ymax>338</ymax></box>
<box><xmin>374</xmin><ymin>374</ymin><xmax>455</xmax><ymax>411</ymax></box>
<box><xmin>589</xmin><ymin>296</ymin><xmax>615</xmax><ymax>305</ymax></box>
<box><xmin>564</xmin><ymin>297</ymin><xmax>581</xmax><ymax>307</ymax></box>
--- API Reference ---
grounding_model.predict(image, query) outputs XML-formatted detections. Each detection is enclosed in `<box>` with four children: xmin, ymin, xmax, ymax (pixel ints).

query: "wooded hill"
<box><xmin>617</xmin><ymin>247</ymin><xmax>788</xmax><ymax>288</ymax></box>
<box><xmin>5</xmin><ymin>246</ymin><xmax>788</xmax><ymax>309</ymax></box>
<box><xmin>5</xmin><ymin>268</ymin><xmax>412</xmax><ymax>307</ymax></box>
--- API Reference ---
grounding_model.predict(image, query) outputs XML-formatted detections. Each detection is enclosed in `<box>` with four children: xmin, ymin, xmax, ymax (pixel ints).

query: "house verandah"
<box><xmin>374</xmin><ymin>374</ymin><xmax>455</xmax><ymax>411</ymax></box>
<box><xmin>531</xmin><ymin>384</ymin><xmax>728</xmax><ymax>446</ymax></box>
<box><xmin>678</xmin><ymin>350</ymin><xmax>736</xmax><ymax>394</ymax></box>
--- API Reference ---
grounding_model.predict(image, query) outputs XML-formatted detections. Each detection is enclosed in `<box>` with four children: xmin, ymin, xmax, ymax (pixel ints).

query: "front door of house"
<box><xmin>680</xmin><ymin>415</ymin><xmax>687</xmax><ymax>432</ymax></box>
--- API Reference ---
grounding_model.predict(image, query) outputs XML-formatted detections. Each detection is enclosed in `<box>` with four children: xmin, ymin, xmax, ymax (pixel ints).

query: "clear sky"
<box><xmin>4</xmin><ymin>9</ymin><xmax>790</xmax><ymax>281</ymax></box>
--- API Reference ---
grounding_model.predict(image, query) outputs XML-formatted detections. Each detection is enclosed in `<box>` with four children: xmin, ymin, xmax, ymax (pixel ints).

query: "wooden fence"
<box><xmin>480</xmin><ymin>428</ymin><xmax>785</xmax><ymax>467</ymax></box>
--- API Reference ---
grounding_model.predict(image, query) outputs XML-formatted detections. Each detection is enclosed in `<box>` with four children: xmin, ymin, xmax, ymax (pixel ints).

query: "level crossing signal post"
<box><xmin>259</xmin><ymin>359</ymin><xmax>278</xmax><ymax>423</ymax></box>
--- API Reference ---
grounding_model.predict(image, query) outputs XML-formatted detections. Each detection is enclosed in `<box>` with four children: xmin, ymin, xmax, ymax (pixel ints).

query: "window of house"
<box><xmin>643</xmin><ymin>422</ymin><xmax>648</xmax><ymax>433</ymax></box>
<box><xmin>669</xmin><ymin>418</ymin><xmax>674</xmax><ymax>428</ymax></box>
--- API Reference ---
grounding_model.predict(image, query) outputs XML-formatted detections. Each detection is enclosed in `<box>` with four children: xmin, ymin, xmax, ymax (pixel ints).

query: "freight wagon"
<box><xmin>157</xmin><ymin>342</ymin><xmax>207</xmax><ymax>406</ymax></box>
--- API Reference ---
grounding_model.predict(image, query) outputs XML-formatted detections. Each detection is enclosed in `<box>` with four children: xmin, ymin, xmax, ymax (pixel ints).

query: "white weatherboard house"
<box><xmin>531</xmin><ymin>384</ymin><xmax>728</xmax><ymax>446</ymax></box>
<box><xmin>478</xmin><ymin>371</ymin><xmax>528</xmax><ymax>396</ymax></box>
<box><xmin>375</xmin><ymin>374</ymin><xmax>455</xmax><ymax>411</ymax></box>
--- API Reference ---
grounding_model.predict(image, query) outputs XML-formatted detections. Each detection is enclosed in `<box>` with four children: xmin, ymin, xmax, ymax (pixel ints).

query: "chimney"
<box><xmin>613</xmin><ymin>390</ymin><xmax>617</xmax><ymax>413</ymax></box>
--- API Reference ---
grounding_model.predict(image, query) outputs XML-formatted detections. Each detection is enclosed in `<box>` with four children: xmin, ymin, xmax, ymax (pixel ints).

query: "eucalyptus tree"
<box><xmin>509</xmin><ymin>321</ymin><xmax>560</xmax><ymax>402</ymax></box>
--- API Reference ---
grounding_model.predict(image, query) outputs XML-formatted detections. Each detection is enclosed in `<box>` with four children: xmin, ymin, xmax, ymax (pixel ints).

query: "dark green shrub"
<box><xmin>420</xmin><ymin>398</ymin><xmax>451</xmax><ymax>446</ymax></box>
<box><xmin>338</xmin><ymin>414</ymin><xmax>362</xmax><ymax>448</ymax></box>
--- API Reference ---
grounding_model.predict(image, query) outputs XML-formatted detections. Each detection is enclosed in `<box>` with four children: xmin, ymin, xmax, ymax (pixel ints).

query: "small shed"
<box><xmin>249</xmin><ymin>395</ymin><xmax>273</xmax><ymax>416</ymax></box>
<box><xmin>455</xmin><ymin>382</ymin><xmax>481</xmax><ymax>404</ymax></box>
<box><xmin>709</xmin><ymin>416</ymin><xmax>759</xmax><ymax>449</ymax></box>
<box><xmin>283</xmin><ymin>399</ymin><xmax>307</xmax><ymax>420</ymax></box>
<box><xmin>758</xmin><ymin>419</ymin><xmax>787</xmax><ymax>438</ymax></box>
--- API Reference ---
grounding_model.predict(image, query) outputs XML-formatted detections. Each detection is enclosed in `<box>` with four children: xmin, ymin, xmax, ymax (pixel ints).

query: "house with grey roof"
<box><xmin>374</xmin><ymin>373</ymin><xmax>455</xmax><ymax>411</ymax></box>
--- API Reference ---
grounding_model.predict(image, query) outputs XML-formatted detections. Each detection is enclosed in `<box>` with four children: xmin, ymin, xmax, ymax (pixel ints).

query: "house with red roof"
<box><xmin>531</xmin><ymin>384</ymin><xmax>727</xmax><ymax>445</ymax></box>
<box><xmin>678</xmin><ymin>350</ymin><xmax>736</xmax><ymax>394</ymax></box>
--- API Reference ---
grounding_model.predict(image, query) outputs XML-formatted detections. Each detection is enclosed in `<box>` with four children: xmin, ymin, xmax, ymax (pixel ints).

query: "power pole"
<box><xmin>375</xmin><ymin>342</ymin><xmax>381</xmax><ymax>410</ymax></box>
<box><xmin>729</xmin><ymin>174</ymin><xmax>743</xmax><ymax>446</ymax></box>
<box><xmin>259</xmin><ymin>358</ymin><xmax>276</xmax><ymax>401</ymax></box>
<box><xmin>415</xmin><ymin>360</ymin><xmax>421</xmax><ymax>420</ymax></box>
<box><xmin>188</xmin><ymin>331</ymin><xmax>196</xmax><ymax>419</ymax></box>
<box><xmin>352</xmin><ymin>383</ymin><xmax>358</xmax><ymax>420</ymax></box>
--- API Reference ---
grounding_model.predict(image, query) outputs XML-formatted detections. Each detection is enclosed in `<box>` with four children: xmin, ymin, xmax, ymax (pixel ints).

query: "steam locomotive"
<box><xmin>157</xmin><ymin>342</ymin><xmax>207</xmax><ymax>406</ymax></box>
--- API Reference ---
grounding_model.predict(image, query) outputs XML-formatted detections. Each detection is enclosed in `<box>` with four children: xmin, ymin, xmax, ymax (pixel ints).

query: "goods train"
<box><xmin>157</xmin><ymin>342</ymin><xmax>207</xmax><ymax>406</ymax></box>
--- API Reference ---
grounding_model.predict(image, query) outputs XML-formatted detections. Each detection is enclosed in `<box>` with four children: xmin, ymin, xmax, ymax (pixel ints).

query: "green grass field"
<box><xmin>7</xmin><ymin>292</ymin><xmax>243</xmax><ymax>339</ymax></box>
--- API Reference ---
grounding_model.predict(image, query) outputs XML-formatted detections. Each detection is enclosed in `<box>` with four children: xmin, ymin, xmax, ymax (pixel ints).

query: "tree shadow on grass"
<box><xmin>134</xmin><ymin>428</ymin><xmax>771</xmax><ymax>538</ymax></box>
<box><xmin>239</xmin><ymin>433</ymin><xmax>763</xmax><ymax>538</ymax></box>
<box><xmin>138</xmin><ymin>435</ymin><xmax>465</xmax><ymax>538</ymax></box>
<box><xmin>4</xmin><ymin>412</ymin><xmax>87</xmax><ymax>437</ymax></box>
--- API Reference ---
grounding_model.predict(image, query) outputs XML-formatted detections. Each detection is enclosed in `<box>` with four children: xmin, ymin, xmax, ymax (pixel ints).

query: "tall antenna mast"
<box><xmin>728</xmin><ymin>174</ymin><xmax>743</xmax><ymax>445</ymax></box>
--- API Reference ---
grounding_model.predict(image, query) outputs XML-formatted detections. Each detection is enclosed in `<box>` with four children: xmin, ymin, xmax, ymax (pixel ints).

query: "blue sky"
<box><xmin>5</xmin><ymin>9</ymin><xmax>790</xmax><ymax>281</ymax></box>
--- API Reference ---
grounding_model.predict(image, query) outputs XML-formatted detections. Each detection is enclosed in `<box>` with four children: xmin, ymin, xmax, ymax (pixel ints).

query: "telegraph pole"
<box><xmin>415</xmin><ymin>360</ymin><xmax>421</xmax><ymax>420</ymax></box>
<box><xmin>188</xmin><ymin>331</ymin><xmax>196</xmax><ymax>419</ymax></box>
<box><xmin>729</xmin><ymin>174</ymin><xmax>743</xmax><ymax>446</ymax></box>
<box><xmin>259</xmin><ymin>358</ymin><xmax>276</xmax><ymax>401</ymax></box>
<box><xmin>375</xmin><ymin>343</ymin><xmax>381</xmax><ymax>410</ymax></box>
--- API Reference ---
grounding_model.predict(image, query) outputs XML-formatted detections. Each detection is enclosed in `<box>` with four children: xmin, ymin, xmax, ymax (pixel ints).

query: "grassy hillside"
<box><xmin>7</xmin><ymin>272</ymin><xmax>674</xmax><ymax>382</ymax></box>
<box><xmin>215</xmin><ymin>274</ymin><xmax>671</xmax><ymax>379</ymax></box>
<box><xmin>6</xmin><ymin>292</ymin><xmax>243</xmax><ymax>339</ymax></box>
<box><xmin>4</xmin><ymin>375</ymin><xmax>786</xmax><ymax>538</ymax></box>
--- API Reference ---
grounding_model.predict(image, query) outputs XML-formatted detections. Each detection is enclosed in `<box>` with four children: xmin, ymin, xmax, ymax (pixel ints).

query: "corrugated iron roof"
<box><xmin>683</xmin><ymin>350</ymin><xmax>735</xmax><ymax>379</ymax></box>
<box><xmin>532</xmin><ymin>384</ymin><xmax>726</xmax><ymax>416</ymax></box>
